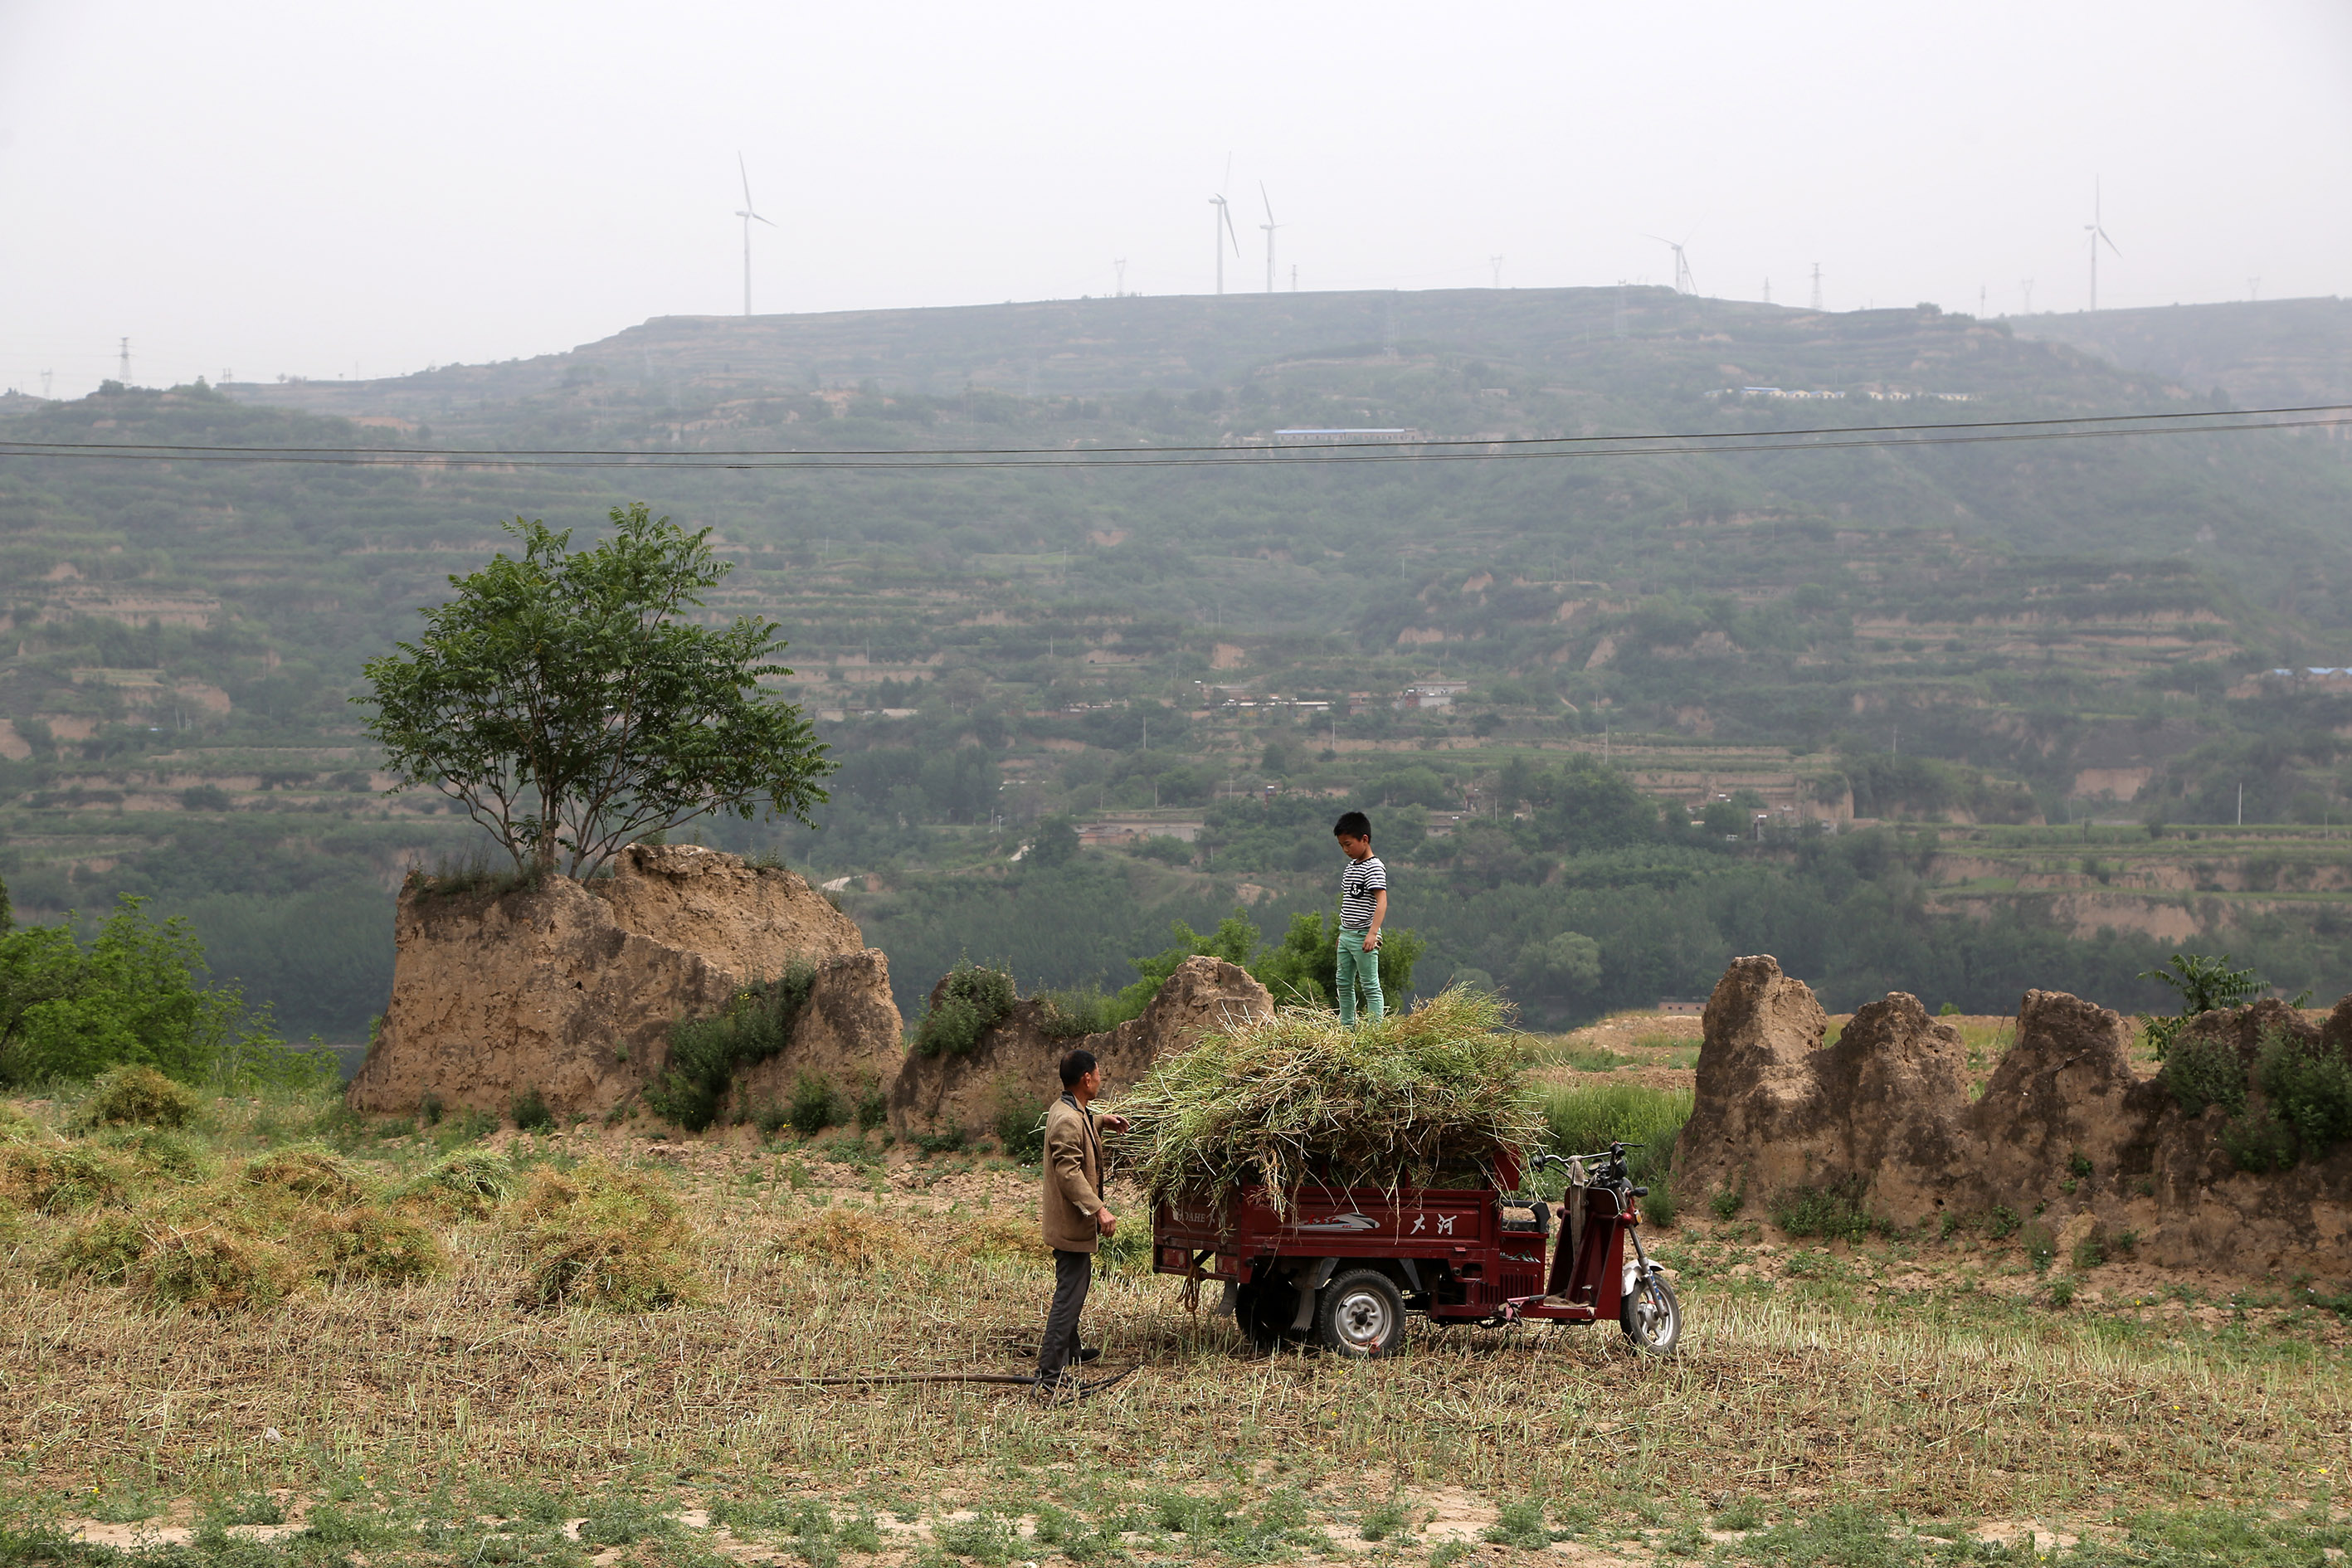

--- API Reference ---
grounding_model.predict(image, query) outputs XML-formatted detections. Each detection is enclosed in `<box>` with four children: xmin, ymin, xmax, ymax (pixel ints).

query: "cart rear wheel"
<box><xmin>1235</xmin><ymin>1279</ymin><xmax>1296</xmax><ymax>1351</ymax></box>
<box><xmin>1317</xmin><ymin>1269</ymin><xmax>1406</xmax><ymax>1359</ymax></box>
<box><xmin>1619</xmin><ymin>1272</ymin><xmax>1681</xmax><ymax>1356</ymax></box>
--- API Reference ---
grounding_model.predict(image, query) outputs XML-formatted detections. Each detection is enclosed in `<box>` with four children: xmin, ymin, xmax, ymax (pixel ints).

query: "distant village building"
<box><xmin>1395</xmin><ymin>680</ymin><xmax>1469</xmax><ymax>711</ymax></box>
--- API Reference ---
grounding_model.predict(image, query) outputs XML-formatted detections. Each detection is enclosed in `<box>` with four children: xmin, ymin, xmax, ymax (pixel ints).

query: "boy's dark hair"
<box><xmin>1333</xmin><ymin>811</ymin><xmax>1371</xmax><ymax>840</ymax></box>
<box><xmin>1058</xmin><ymin>1048</ymin><xmax>1098</xmax><ymax>1089</ymax></box>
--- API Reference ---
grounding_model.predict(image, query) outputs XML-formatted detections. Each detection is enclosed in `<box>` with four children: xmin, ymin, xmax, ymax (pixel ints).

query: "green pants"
<box><xmin>1337</xmin><ymin>929</ymin><xmax>1384</xmax><ymax>1026</ymax></box>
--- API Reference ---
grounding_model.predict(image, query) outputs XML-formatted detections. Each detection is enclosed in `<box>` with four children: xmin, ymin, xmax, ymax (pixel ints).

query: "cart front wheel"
<box><xmin>1619</xmin><ymin>1272</ymin><xmax>1681</xmax><ymax>1356</ymax></box>
<box><xmin>1317</xmin><ymin>1269</ymin><xmax>1406</xmax><ymax>1359</ymax></box>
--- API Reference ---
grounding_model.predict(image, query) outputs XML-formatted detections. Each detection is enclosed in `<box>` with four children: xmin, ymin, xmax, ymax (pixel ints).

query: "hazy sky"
<box><xmin>4</xmin><ymin>0</ymin><xmax>2349</xmax><ymax>398</ymax></box>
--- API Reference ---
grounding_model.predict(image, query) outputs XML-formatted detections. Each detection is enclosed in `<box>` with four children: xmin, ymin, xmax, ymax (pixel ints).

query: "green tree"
<box><xmin>2140</xmin><ymin>952</ymin><xmax>2266</xmax><ymax>1059</ymax></box>
<box><xmin>359</xmin><ymin>503</ymin><xmax>831</xmax><ymax>877</ymax></box>
<box><xmin>1026</xmin><ymin>813</ymin><xmax>1080</xmax><ymax>867</ymax></box>
<box><xmin>0</xmin><ymin>897</ymin><xmax>319</xmax><ymax>1087</ymax></box>
<box><xmin>1514</xmin><ymin>931</ymin><xmax>1602</xmax><ymax>1001</ymax></box>
<box><xmin>1249</xmin><ymin>910</ymin><xmax>1424</xmax><ymax>1011</ymax></box>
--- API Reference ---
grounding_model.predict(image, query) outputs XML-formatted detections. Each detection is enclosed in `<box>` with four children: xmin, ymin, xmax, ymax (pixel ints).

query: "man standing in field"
<box><xmin>1332</xmin><ymin>811</ymin><xmax>1386</xmax><ymax>1026</ymax></box>
<box><xmin>1038</xmin><ymin>1047</ymin><xmax>1127</xmax><ymax>1390</ymax></box>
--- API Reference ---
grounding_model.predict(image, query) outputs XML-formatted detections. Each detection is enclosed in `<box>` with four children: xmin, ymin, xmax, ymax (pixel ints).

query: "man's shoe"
<box><xmin>1075</xmin><ymin>1345</ymin><xmax>1102</xmax><ymax>1364</ymax></box>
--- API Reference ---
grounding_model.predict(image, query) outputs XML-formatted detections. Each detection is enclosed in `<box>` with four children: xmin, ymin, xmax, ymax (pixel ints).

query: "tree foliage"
<box><xmin>2140</xmin><ymin>952</ymin><xmax>2266</xmax><ymax>1059</ymax></box>
<box><xmin>359</xmin><ymin>503</ymin><xmax>831</xmax><ymax>878</ymax></box>
<box><xmin>0</xmin><ymin>897</ymin><xmax>325</xmax><ymax>1088</ymax></box>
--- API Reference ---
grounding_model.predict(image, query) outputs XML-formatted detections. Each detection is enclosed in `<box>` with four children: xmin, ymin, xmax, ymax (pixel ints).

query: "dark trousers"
<box><xmin>1038</xmin><ymin>1248</ymin><xmax>1093</xmax><ymax>1378</ymax></box>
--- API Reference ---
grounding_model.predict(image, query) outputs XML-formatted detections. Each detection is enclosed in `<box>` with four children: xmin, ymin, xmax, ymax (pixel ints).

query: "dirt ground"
<box><xmin>6</xmin><ymin>1077</ymin><xmax>2349</xmax><ymax>1566</ymax></box>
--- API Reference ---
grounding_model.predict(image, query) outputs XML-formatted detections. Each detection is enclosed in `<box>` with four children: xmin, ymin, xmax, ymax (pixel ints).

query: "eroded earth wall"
<box><xmin>1674</xmin><ymin>954</ymin><xmax>2352</xmax><ymax>1281</ymax></box>
<box><xmin>348</xmin><ymin>845</ymin><xmax>902</xmax><ymax>1118</ymax></box>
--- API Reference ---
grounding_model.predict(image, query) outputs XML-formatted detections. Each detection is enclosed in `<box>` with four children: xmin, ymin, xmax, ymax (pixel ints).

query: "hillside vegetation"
<box><xmin>2</xmin><ymin>288</ymin><xmax>2348</xmax><ymax>1032</ymax></box>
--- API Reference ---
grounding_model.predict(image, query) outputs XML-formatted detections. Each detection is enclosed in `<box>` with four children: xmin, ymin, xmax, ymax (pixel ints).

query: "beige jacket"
<box><xmin>1040</xmin><ymin>1094</ymin><xmax>1106</xmax><ymax>1254</ymax></box>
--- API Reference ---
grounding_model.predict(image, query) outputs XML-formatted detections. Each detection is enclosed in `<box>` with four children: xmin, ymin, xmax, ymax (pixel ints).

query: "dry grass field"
<box><xmin>2</xmin><ymin>1065</ymin><xmax>2348</xmax><ymax>1568</ymax></box>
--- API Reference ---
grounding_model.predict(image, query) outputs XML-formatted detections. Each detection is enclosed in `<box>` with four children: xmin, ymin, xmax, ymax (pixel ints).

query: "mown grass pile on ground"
<box><xmin>1118</xmin><ymin>986</ymin><xmax>1542</xmax><ymax>1210</ymax></box>
<box><xmin>510</xmin><ymin>1157</ymin><xmax>705</xmax><ymax>1310</ymax></box>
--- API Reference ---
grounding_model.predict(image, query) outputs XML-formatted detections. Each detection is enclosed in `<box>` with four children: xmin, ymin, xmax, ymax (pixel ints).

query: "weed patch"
<box><xmin>1770</xmin><ymin>1178</ymin><xmax>1874</xmax><ymax>1243</ymax></box>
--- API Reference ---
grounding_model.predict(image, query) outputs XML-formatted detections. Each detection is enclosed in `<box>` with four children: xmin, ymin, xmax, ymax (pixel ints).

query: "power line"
<box><xmin>0</xmin><ymin>406</ymin><xmax>2343</xmax><ymax>472</ymax></box>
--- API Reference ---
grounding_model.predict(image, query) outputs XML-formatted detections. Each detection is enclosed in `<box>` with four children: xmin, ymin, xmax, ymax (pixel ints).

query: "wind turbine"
<box><xmin>1210</xmin><ymin>156</ymin><xmax>1239</xmax><ymax>295</ymax></box>
<box><xmin>1258</xmin><ymin>183</ymin><xmax>1283</xmax><ymax>294</ymax></box>
<box><xmin>2083</xmin><ymin>178</ymin><xmax>2120</xmax><ymax>312</ymax></box>
<box><xmin>1643</xmin><ymin>231</ymin><xmax>1697</xmax><ymax>295</ymax></box>
<box><xmin>734</xmin><ymin>153</ymin><xmax>776</xmax><ymax>317</ymax></box>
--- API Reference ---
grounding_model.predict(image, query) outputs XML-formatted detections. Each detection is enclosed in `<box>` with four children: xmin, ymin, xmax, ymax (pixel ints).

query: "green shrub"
<box><xmin>647</xmin><ymin>965</ymin><xmax>816</xmax><ymax>1131</ymax></box>
<box><xmin>1770</xmin><ymin>1180</ymin><xmax>1873</xmax><ymax>1243</ymax></box>
<box><xmin>0</xmin><ymin>898</ymin><xmax>327</xmax><ymax>1091</ymax></box>
<box><xmin>509</xmin><ymin>1085</ymin><xmax>556</xmax><ymax>1133</ymax></box>
<box><xmin>1986</xmin><ymin>1204</ymin><xmax>2021</xmax><ymax>1239</ymax></box>
<box><xmin>993</xmin><ymin>1087</ymin><xmax>1048</xmax><ymax>1163</ymax></box>
<box><xmin>910</xmin><ymin>1123</ymin><xmax>967</xmax><ymax>1154</ymax></box>
<box><xmin>2139</xmin><ymin>952</ymin><xmax>2264</xmax><ymax>1059</ymax></box>
<box><xmin>2254</xmin><ymin>1030</ymin><xmax>2352</xmax><ymax>1158</ymax></box>
<box><xmin>2220</xmin><ymin>1106</ymin><xmax>2299</xmax><ymax>1172</ymax></box>
<box><xmin>788</xmin><ymin>1071</ymin><xmax>841</xmax><ymax>1137</ymax></box>
<box><xmin>74</xmin><ymin>1064</ymin><xmax>200</xmax><ymax>1131</ymax></box>
<box><xmin>0</xmin><ymin>1104</ymin><xmax>42</xmax><ymax>1144</ymax></box>
<box><xmin>2019</xmin><ymin>1221</ymin><xmax>2058</xmax><ymax>1272</ymax></box>
<box><xmin>853</xmin><ymin>1074</ymin><xmax>889</xmax><ymax>1132</ymax></box>
<box><xmin>2163</xmin><ymin>1029</ymin><xmax>2247</xmax><ymax>1118</ymax></box>
<box><xmin>913</xmin><ymin>962</ymin><xmax>1015</xmax><ymax>1056</ymax></box>
<box><xmin>1481</xmin><ymin>1500</ymin><xmax>1552</xmax><ymax>1550</ymax></box>
<box><xmin>1709</xmin><ymin>1185</ymin><xmax>1744</xmax><ymax>1220</ymax></box>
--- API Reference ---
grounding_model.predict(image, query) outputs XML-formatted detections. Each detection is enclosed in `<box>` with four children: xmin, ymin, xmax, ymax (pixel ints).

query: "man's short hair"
<box><xmin>1058</xmin><ymin>1048</ymin><xmax>1098</xmax><ymax>1089</ymax></box>
<box><xmin>1333</xmin><ymin>811</ymin><xmax>1371</xmax><ymax>840</ymax></box>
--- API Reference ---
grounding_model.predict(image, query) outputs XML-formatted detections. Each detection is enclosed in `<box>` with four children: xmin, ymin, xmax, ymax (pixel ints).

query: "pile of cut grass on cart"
<box><xmin>1117</xmin><ymin>986</ymin><xmax>1542</xmax><ymax>1212</ymax></box>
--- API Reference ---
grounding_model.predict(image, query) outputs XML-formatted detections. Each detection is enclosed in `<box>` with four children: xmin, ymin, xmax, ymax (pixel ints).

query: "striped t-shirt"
<box><xmin>1339</xmin><ymin>855</ymin><xmax>1388</xmax><ymax>931</ymax></box>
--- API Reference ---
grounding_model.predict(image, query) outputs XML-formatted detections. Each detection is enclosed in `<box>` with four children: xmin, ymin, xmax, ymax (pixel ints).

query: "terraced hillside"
<box><xmin>1</xmin><ymin>289</ymin><xmax>2347</xmax><ymax>1033</ymax></box>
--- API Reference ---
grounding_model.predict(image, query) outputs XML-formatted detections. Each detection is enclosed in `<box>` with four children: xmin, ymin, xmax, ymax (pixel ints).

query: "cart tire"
<box><xmin>1619</xmin><ymin>1272</ymin><xmax>1681</xmax><ymax>1356</ymax></box>
<box><xmin>1317</xmin><ymin>1269</ymin><xmax>1407</xmax><ymax>1360</ymax></box>
<box><xmin>1235</xmin><ymin>1280</ymin><xmax>1296</xmax><ymax>1351</ymax></box>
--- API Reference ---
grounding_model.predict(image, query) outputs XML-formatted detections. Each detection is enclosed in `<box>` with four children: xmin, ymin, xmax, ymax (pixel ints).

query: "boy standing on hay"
<box><xmin>1037</xmin><ymin>1047</ymin><xmax>1127</xmax><ymax>1390</ymax></box>
<box><xmin>1332</xmin><ymin>811</ymin><xmax>1386</xmax><ymax>1026</ymax></box>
